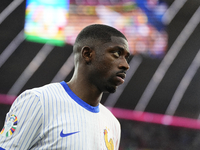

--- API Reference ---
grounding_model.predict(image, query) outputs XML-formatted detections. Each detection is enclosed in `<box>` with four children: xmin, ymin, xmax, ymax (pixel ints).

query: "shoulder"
<box><xmin>12</xmin><ymin>82</ymin><xmax>63</xmax><ymax>107</ymax></box>
<box><xmin>29</xmin><ymin>82</ymin><xmax>63</xmax><ymax>97</ymax></box>
<box><xmin>99</xmin><ymin>104</ymin><xmax>120</xmax><ymax>124</ymax></box>
<box><xmin>99</xmin><ymin>103</ymin><xmax>114</xmax><ymax>115</ymax></box>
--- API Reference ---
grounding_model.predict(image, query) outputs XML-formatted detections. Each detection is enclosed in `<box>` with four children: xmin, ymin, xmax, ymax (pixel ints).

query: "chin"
<box><xmin>105</xmin><ymin>85</ymin><xmax>117</xmax><ymax>93</ymax></box>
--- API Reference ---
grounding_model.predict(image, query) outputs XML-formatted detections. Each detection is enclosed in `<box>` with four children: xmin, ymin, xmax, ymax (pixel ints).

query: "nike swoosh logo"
<box><xmin>60</xmin><ymin>130</ymin><xmax>80</xmax><ymax>137</ymax></box>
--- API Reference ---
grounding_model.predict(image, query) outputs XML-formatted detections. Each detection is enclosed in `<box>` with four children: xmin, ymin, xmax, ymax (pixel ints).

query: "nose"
<box><xmin>119</xmin><ymin>57</ymin><xmax>130</xmax><ymax>71</ymax></box>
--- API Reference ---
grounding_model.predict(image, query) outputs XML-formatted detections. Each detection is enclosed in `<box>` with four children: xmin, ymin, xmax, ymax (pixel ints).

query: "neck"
<box><xmin>67</xmin><ymin>79</ymin><xmax>103</xmax><ymax>107</ymax></box>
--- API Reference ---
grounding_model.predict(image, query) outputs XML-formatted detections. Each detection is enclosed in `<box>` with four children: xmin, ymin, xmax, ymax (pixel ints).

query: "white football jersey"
<box><xmin>0</xmin><ymin>81</ymin><xmax>121</xmax><ymax>150</ymax></box>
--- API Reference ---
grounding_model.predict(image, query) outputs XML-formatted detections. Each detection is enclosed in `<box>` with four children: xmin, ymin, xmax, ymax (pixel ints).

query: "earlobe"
<box><xmin>81</xmin><ymin>46</ymin><xmax>93</xmax><ymax>64</ymax></box>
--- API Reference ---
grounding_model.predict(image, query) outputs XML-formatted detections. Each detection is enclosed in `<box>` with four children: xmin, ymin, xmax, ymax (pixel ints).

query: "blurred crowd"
<box><xmin>119</xmin><ymin>119</ymin><xmax>200</xmax><ymax>150</ymax></box>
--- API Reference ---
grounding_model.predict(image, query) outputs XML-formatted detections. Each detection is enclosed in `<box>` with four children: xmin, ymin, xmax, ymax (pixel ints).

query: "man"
<box><xmin>0</xmin><ymin>24</ymin><xmax>130</xmax><ymax>149</ymax></box>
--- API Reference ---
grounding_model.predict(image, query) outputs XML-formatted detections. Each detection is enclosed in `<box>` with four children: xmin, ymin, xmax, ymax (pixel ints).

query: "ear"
<box><xmin>81</xmin><ymin>46</ymin><xmax>93</xmax><ymax>64</ymax></box>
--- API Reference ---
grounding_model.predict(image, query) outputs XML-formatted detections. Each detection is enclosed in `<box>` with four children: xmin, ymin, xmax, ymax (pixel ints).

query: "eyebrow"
<box><xmin>115</xmin><ymin>46</ymin><xmax>130</xmax><ymax>58</ymax></box>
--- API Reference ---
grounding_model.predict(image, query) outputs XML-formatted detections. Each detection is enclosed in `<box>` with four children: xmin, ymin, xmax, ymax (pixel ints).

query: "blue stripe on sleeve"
<box><xmin>0</xmin><ymin>147</ymin><xmax>5</xmax><ymax>150</ymax></box>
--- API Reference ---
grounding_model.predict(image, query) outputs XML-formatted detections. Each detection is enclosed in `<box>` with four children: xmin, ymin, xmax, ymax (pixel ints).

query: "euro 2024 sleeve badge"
<box><xmin>0</xmin><ymin>114</ymin><xmax>18</xmax><ymax>137</ymax></box>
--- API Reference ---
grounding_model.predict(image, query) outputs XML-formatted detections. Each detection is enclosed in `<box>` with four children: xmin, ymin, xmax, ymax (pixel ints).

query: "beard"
<box><xmin>103</xmin><ymin>74</ymin><xmax>119</xmax><ymax>93</ymax></box>
<box><xmin>105</xmin><ymin>84</ymin><xmax>117</xmax><ymax>93</ymax></box>
<box><xmin>106</xmin><ymin>87</ymin><xmax>116</xmax><ymax>93</ymax></box>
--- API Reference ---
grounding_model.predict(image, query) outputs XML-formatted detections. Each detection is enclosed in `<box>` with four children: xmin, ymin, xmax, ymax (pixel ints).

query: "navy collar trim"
<box><xmin>60</xmin><ymin>81</ymin><xmax>100</xmax><ymax>113</ymax></box>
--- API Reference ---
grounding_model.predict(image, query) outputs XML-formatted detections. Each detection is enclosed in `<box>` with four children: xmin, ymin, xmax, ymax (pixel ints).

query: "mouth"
<box><xmin>116</xmin><ymin>72</ymin><xmax>126</xmax><ymax>80</ymax></box>
<box><xmin>115</xmin><ymin>72</ymin><xmax>126</xmax><ymax>85</ymax></box>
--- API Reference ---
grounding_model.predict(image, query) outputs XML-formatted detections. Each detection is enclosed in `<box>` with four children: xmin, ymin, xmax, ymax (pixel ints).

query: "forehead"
<box><xmin>110</xmin><ymin>36</ymin><xmax>129</xmax><ymax>51</ymax></box>
<box><xmin>94</xmin><ymin>36</ymin><xmax>130</xmax><ymax>54</ymax></box>
<box><xmin>99</xmin><ymin>36</ymin><xmax>129</xmax><ymax>53</ymax></box>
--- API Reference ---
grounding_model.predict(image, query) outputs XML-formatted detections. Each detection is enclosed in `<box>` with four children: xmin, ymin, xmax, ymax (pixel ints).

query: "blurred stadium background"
<box><xmin>1</xmin><ymin>0</ymin><xmax>200</xmax><ymax>149</ymax></box>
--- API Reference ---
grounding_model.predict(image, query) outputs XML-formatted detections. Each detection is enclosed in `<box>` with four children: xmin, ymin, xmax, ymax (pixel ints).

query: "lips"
<box><xmin>115</xmin><ymin>72</ymin><xmax>126</xmax><ymax>85</ymax></box>
<box><xmin>116</xmin><ymin>73</ymin><xmax>126</xmax><ymax>80</ymax></box>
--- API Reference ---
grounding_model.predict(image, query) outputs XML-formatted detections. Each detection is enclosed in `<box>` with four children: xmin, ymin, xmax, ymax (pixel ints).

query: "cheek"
<box><xmin>99</xmin><ymin>60</ymin><xmax>113</xmax><ymax>71</ymax></box>
<box><xmin>100</xmin><ymin>64</ymin><xmax>115</xmax><ymax>80</ymax></box>
<box><xmin>93</xmin><ymin>56</ymin><xmax>116</xmax><ymax>76</ymax></box>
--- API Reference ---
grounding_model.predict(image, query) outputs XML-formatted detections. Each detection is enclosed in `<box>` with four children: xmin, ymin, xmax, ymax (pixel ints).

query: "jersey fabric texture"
<box><xmin>0</xmin><ymin>81</ymin><xmax>121</xmax><ymax>150</ymax></box>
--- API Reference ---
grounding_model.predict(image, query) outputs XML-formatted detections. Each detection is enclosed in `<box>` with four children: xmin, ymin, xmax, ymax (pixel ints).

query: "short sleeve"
<box><xmin>0</xmin><ymin>90</ymin><xmax>43</xmax><ymax>150</ymax></box>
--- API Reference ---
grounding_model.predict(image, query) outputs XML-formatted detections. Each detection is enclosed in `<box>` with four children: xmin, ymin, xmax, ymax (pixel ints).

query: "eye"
<box><xmin>113</xmin><ymin>51</ymin><xmax>122</xmax><ymax>58</ymax></box>
<box><xmin>125</xmin><ymin>55</ymin><xmax>130</xmax><ymax>61</ymax></box>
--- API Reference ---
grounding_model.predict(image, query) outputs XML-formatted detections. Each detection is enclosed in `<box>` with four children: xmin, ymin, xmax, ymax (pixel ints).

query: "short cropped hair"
<box><xmin>73</xmin><ymin>24</ymin><xmax>127</xmax><ymax>53</ymax></box>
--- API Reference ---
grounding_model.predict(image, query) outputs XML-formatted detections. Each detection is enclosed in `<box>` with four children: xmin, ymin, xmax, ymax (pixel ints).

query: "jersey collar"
<box><xmin>60</xmin><ymin>81</ymin><xmax>100</xmax><ymax>113</ymax></box>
